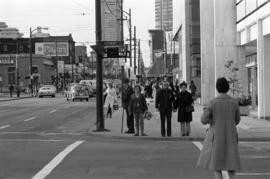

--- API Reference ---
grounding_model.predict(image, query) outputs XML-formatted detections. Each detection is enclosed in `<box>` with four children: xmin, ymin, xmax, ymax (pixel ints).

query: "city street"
<box><xmin>0</xmin><ymin>97</ymin><xmax>269</xmax><ymax>179</ymax></box>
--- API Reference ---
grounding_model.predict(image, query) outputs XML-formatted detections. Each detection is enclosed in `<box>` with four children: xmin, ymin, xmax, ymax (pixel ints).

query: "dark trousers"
<box><xmin>106</xmin><ymin>105</ymin><xmax>112</xmax><ymax>118</ymax></box>
<box><xmin>160</xmin><ymin>110</ymin><xmax>172</xmax><ymax>136</ymax></box>
<box><xmin>125</xmin><ymin>107</ymin><xmax>134</xmax><ymax>132</ymax></box>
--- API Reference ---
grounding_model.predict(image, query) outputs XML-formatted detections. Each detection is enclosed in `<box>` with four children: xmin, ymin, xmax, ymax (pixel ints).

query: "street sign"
<box><xmin>101</xmin><ymin>41</ymin><xmax>123</xmax><ymax>46</ymax></box>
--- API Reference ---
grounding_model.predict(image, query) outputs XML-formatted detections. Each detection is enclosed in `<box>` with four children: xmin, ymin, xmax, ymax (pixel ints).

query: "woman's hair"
<box><xmin>108</xmin><ymin>83</ymin><xmax>113</xmax><ymax>88</ymax></box>
<box><xmin>216</xmin><ymin>77</ymin><xmax>230</xmax><ymax>93</ymax></box>
<box><xmin>180</xmin><ymin>81</ymin><xmax>187</xmax><ymax>88</ymax></box>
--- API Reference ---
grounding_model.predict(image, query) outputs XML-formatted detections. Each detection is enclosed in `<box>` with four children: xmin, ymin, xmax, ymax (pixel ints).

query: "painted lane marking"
<box><xmin>0</xmin><ymin>110</ymin><xmax>9</xmax><ymax>113</ymax></box>
<box><xmin>0</xmin><ymin>125</ymin><xmax>10</xmax><ymax>129</ymax></box>
<box><xmin>192</xmin><ymin>142</ymin><xmax>230</xmax><ymax>179</ymax></box>
<box><xmin>237</xmin><ymin>173</ymin><xmax>270</xmax><ymax>176</ymax></box>
<box><xmin>24</xmin><ymin>117</ymin><xmax>36</xmax><ymax>122</ymax></box>
<box><xmin>49</xmin><ymin>109</ymin><xmax>57</xmax><ymax>114</ymax></box>
<box><xmin>32</xmin><ymin>140</ymin><xmax>84</xmax><ymax>179</ymax></box>
<box><xmin>0</xmin><ymin>139</ymin><xmax>65</xmax><ymax>142</ymax></box>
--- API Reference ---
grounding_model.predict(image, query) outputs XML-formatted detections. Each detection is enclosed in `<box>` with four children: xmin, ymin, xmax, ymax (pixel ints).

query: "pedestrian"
<box><xmin>104</xmin><ymin>82</ymin><xmax>117</xmax><ymax>119</ymax></box>
<box><xmin>16</xmin><ymin>85</ymin><xmax>21</xmax><ymax>98</ymax></box>
<box><xmin>197</xmin><ymin>77</ymin><xmax>241</xmax><ymax>179</ymax></box>
<box><xmin>9</xmin><ymin>84</ymin><xmax>14</xmax><ymax>98</ymax></box>
<box><xmin>144</xmin><ymin>81</ymin><xmax>153</xmax><ymax>98</ymax></box>
<box><xmin>155</xmin><ymin>81</ymin><xmax>175</xmax><ymax>137</ymax></box>
<box><xmin>174</xmin><ymin>81</ymin><xmax>194</xmax><ymax>136</ymax></box>
<box><xmin>189</xmin><ymin>80</ymin><xmax>197</xmax><ymax>99</ymax></box>
<box><xmin>129</xmin><ymin>85</ymin><xmax>148</xmax><ymax>136</ymax></box>
<box><xmin>121</xmin><ymin>79</ymin><xmax>135</xmax><ymax>134</ymax></box>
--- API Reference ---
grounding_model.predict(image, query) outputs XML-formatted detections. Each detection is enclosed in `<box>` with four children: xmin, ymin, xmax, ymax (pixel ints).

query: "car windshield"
<box><xmin>74</xmin><ymin>86</ymin><xmax>84</xmax><ymax>91</ymax></box>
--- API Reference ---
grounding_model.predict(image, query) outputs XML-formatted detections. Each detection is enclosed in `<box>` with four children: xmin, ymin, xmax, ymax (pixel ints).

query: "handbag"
<box><xmin>144</xmin><ymin>111</ymin><xmax>153</xmax><ymax>120</ymax></box>
<box><xmin>186</xmin><ymin>105</ymin><xmax>195</xmax><ymax>112</ymax></box>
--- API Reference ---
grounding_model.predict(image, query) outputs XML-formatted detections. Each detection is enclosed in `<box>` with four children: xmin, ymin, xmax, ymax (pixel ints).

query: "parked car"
<box><xmin>66</xmin><ymin>84</ymin><xmax>89</xmax><ymax>102</ymax></box>
<box><xmin>38</xmin><ymin>86</ymin><xmax>56</xmax><ymax>98</ymax></box>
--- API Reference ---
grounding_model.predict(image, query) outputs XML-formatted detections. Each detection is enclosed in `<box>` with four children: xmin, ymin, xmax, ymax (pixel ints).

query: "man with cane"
<box><xmin>121</xmin><ymin>79</ymin><xmax>134</xmax><ymax>134</ymax></box>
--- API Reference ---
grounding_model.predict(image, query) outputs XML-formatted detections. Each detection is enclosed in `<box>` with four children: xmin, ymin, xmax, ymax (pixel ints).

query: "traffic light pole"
<box><xmin>93</xmin><ymin>0</ymin><xmax>109</xmax><ymax>132</ymax></box>
<box><xmin>134</xmin><ymin>26</ymin><xmax>137</xmax><ymax>77</ymax></box>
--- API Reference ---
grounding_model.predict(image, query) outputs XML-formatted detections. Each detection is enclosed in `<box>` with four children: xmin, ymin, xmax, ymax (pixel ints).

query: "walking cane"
<box><xmin>121</xmin><ymin>108</ymin><xmax>124</xmax><ymax>133</ymax></box>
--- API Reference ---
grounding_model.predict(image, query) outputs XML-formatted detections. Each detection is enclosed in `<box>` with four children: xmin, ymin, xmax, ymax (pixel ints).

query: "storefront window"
<box><xmin>8</xmin><ymin>67</ymin><xmax>15</xmax><ymax>85</ymax></box>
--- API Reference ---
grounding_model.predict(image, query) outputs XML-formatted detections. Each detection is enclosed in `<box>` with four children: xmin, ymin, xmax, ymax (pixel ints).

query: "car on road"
<box><xmin>66</xmin><ymin>84</ymin><xmax>89</xmax><ymax>102</ymax></box>
<box><xmin>38</xmin><ymin>85</ymin><xmax>56</xmax><ymax>98</ymax></box>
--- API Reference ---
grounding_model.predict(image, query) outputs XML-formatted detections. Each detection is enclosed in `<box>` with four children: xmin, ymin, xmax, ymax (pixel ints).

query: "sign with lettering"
<box><xmin>0</xmin><ymin>57</ymin><xmax>14</xmax><ymax>64</ymax></box>
<box><xmin>35</xmin><ymin>42</ymin><xmax>69</xmax><ymax>56</ymax></box>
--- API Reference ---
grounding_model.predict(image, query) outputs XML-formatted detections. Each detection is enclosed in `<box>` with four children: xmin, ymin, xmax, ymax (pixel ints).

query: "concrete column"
<box><xmin>251</xmin><ymin>67</ymin><xmax>257</xmax><ymax>109</ymax></box>
<box><xmin>200</xmin><ymin>0</ymin><xmax>215</xmax><ymax>105</ymax></box>
<box><xmin>257</xmin><ymin>19</ymin><xmax>270</xmax><ymax>119</ymax></box>
<box><xmin>213</xmin><ymin>0</ymin><xmax>237</xmax><ymax>86</ymax></box>
<box><xmin>182</xmin><ymin>0</ymin><xmax>191</xmax><ymax>82</ymax></box>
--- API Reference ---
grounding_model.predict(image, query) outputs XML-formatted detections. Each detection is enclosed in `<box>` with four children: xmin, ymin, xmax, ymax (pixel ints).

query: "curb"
<box><xmin>0</xmin><ymin>96</ymin><xmax>33</xmax><ymax>102</ymax></box>
<box><xmin>87</xmin><ymin>131</ymin><xmax>270</xmax><ymax>142</ymax></box>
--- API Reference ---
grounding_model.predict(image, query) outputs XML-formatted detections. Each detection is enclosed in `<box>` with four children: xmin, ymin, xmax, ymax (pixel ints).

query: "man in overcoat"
<box><xmin>155</xmin><ymin>81</ymin><xmax>175</xmax><ymax>137</ymax></box>
<box><xmin>121</xmin><ymin>79</ymin><xmax>135</xmax><ymax>134</ymax></box>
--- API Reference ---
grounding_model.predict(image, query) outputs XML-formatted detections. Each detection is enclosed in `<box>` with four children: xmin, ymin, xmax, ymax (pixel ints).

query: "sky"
<box><xmin>0</xmin><ymin>0</ymin><xmax>155</xmax><ymax>67</ymax></box>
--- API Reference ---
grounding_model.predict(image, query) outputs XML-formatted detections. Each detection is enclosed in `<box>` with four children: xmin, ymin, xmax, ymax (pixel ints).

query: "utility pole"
<box><xmin>93</xmin><ymin>0</ymin><xmax>107</xmax><ymax>132</ymax></box>
<box><xmin>120</xmin><ymin>0</ymin><xmax>125</xmax><ymax>82</ymax></box>
<box><xmin>129</xmin><ymin>9</ymin><xmax>132</xmax><ymax>70</ymax></box>
<box><xmin>29</xmin><ymin>28</ymin><xmax>33</xmax><ymax>94</ymax></box>
<box><xmin>138</xmin><ymin>39</ymin><xmax>140</xmax><ymax>75</ymax></box>
<box><xmin>55</xmin><ymin>40</ymin><xmax>58</xmax><ymax>91</ymax></box>
<box><xmin>134</xmin><ymin>26</ymin><xmax>136</xmax><ymax>77</ymax></box>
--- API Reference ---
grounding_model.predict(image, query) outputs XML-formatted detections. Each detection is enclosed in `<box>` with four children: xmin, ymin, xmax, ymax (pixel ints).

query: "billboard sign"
<box><xmin>35</xmin><ymin>42</ymin><xmax>69</xmax><ymax>56</ymax></box>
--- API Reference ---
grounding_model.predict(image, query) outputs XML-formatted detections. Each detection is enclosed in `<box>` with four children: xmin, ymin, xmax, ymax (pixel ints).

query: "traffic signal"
<box><xmin>79</xmin><ymin>56</ymin><xmax>83</xmax><ymax>63</ymax></box>
<box><xmin>106</xmin><ymin>47</ymin><xmax>119</xmax><ymax>58</ymax></box>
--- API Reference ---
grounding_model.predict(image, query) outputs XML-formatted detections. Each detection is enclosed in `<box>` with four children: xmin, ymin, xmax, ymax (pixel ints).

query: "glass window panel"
<box><xmin>237</xmin><ymin>1</ymin><xmax>245</xmax><ymax>21</ymax></box>
<box><xmin>246</xmin><ymin>0</ymin><xmax>257</xmax><ymax>14</ymax></box>
<box><xmin>258</xmin><ymin>0</ymin><xmax>268</xmax><ymax>6</ymax></box>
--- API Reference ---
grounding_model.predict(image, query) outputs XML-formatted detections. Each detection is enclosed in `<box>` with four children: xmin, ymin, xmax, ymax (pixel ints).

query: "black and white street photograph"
<box><xmin>0</xmin><ymin>0</ymin><xmax>270</xmax><ymax>178</ymax></box>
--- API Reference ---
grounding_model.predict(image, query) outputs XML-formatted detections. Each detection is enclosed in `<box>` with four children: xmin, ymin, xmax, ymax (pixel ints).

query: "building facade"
<box><xmin>236</xmin><ymin>0</ymin><xmax>270</xmax><ymax>119</ymax></box>
<box><xmin>199</xmin><ymin>0</ymin><xmax>270</xmax><ymax>119</ymax></box>
<box><xmin>155</xmin><ymin>0</ymin><xmax>173</xmax><ymax>31</ymax></box>
<box><xmin>173</xmin><ymin>0</ymin><xmax>201</xmax><ymax>92</ymax></box>
<box><xmin>0</xmin><ymin>54</ymin><xmax>54</xmax><ymax>91</ymax></box>
<box><xmin>0</xmin><ymin>22</ymin><xmax>23</xmax><ymax>39</ymax></box>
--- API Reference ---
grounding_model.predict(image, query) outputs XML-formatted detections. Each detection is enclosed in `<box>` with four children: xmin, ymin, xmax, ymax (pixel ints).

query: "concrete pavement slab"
<box><xmin>89</xmin><ymin>104</ymin><xmax>270</xmax><ymax>141</ymax></box>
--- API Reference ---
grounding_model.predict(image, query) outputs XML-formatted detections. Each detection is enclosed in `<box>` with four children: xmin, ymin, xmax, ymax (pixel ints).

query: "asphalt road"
<box><xmin>0</xmin><ymin>96</ymin><xmax>269</xmax><ymax>179</ymax></box>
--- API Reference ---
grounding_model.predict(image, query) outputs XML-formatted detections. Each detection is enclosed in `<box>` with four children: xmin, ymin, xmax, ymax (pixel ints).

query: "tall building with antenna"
<box><xmin>155</xmin><ymin>0</ymin><xmax>173</xmax><ymax>31</ymax></box>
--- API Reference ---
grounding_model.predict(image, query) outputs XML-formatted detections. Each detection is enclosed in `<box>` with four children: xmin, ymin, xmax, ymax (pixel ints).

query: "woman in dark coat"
<box><xmin>174</xmin><ymin>81</ymin><xmax>194</xmax><ymax>136</ymax></box>
<box><xmin>197</xmin><ymin>77</ymin><xmax>241</xmax><ymax>179</ymax></box>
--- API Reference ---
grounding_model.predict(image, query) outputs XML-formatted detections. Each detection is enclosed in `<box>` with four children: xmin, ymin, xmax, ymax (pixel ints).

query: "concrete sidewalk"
<box><xmin>89</xmin><ymin>103</ymin><xmax>270</xmax><ymax>141</ymax></box>
<box><xmin>0</xmin><ymin>92</ymin><xmax>32</xmax><ymax>102</ymax></box>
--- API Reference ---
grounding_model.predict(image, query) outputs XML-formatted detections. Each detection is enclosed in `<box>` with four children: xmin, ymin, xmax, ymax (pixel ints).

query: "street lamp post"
<box><xmin>29</xmin><ymin>27</ymin><xmax>48</xmax><ymax>93</ymax></box>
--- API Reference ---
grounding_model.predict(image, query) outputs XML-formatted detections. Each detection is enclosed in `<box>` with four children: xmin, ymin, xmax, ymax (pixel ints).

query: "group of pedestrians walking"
<box><xmin>121</xmin><ymin>77</ymin><xmax>241</xmax><ymax>179</ymax></box>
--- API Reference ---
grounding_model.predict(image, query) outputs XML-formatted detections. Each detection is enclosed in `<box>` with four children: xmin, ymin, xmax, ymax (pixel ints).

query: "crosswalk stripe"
<box><xmin>24</xmin><ymin>117</ymin><xmax>36</xmax><ymax>122</ymax></box>
<box><xmin>192</xmin><ymin>141</ymin><xmax>230</xmax><ymax>179</ymax></box>
<box><xmin>32</xmin><ymin>140</ymin><xmax>84</xmax><ymax>179</ymax></box>
<box><xmin>0</xmin><ymin>125</ymin><xmax>10</xmax><ymax>129</ymax></box>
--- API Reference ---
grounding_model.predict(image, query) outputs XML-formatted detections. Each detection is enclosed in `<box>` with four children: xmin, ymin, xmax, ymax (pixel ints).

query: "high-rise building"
<box><xmin>155</xmin><ymin>0</ymin><xmax>173</xmax><ymax>31</ymax></box>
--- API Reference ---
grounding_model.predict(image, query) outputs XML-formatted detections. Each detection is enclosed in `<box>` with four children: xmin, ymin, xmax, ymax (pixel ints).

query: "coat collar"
<box><xmin>216</xmin><ymin>93</ymin><xmax>231</xmax><ymax>99</ymax></box>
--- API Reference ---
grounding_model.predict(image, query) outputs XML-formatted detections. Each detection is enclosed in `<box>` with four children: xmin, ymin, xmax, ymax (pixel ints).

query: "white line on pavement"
<box><xmin>24</xmin><ymin>117</ymin><xmax>36</xmax><ymax>122</ymax></box>
<box><xmin>0</xmin><ymin>125</ymin><xmax>10</xmax><ymax>129</ymax></box>
<box><xmin>0</xmin><ymin>110</ymin><xmax>9</xmax><ymax>113</ymax></box>
<box><xmin>192</xmin><ymin>141</ymin><xmax>230</xmax><ymax>179</ymax></box>
<box><xmin>0</xmin><ymin>139</ymin><xmax>65</xmax><ymax>142</ymax></box>
<box><xmin>32</xmin><ymin>140</ymin><xmax>84</xmax><ymax>179</ymax></box>
<box><xmin>237</xmin><ymin>173</ymin><xmax>270</xmax><ymax>176</ymax></box>
<box><xmin>49</xmin><ymin>109</ymin><xmax>57</xmax><ymax>114</ymax></box>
